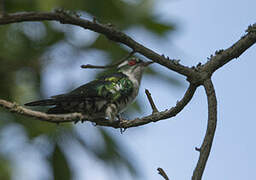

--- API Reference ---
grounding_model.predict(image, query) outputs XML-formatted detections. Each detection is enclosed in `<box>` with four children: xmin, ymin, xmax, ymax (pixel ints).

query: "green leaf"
<box><xmin>142</xmin><ymin>18</ymin><xmax>175</xmax><ymax>35</ymax></box>
<box><xmin>51</xmin><ymin>143</ymin><xmax>72</xmax><ymax>180</ymax></box>
<box><xmin>0</xmin><ymin>156</ymin><xmax>11</xmax><ymax>180</ymax></box>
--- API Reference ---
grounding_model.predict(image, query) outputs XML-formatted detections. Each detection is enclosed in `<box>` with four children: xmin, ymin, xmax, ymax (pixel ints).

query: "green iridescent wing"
<box><xmin>52</xmin><ymin>73</ymin><xmax>133</xmax><ymax>102</ymax></box>
<box><xmin>99</xmin><ymin>74</ymin><xmax>134</xmax><ymax>102</ymax></box>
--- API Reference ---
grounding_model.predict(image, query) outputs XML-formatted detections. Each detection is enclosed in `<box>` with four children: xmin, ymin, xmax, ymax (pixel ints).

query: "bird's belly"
<box><xmin>73</xmin><ymin>99</ymin><xmax>108</xmax><ymax>119</ymax></box>
<box><xmin>116</xmin><ymin>94</ymin><xmax>136</xmax><ymax>113</ymax></box>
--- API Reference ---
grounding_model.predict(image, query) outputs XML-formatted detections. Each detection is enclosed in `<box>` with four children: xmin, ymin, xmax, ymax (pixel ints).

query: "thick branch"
<box><xmin>0</xmin><ymin>83</ymin><xmax>196</xmax><ymax>128</ymax></box>
<box><xmin>0</xmin><ymin>11</ymin><xmax>194</xmax><ymax>77</ymax></box>
<box><xmin>192</xmin><ymin>79</ymin><xmax>217</xmax><ymax>180</ymax></box>
<box><xmin>203</xmin><ymin>24</ymin><xmax>256</xmax><ymax>74</ymax></box>
<box><xmin>1</xmin><ymin>11</ymin><xmax>255</xmax><ymax>86</ymax></box>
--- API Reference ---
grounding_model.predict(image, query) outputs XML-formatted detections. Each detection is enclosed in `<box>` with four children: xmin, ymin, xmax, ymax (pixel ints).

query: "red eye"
<box><xmin>128</xmin><ymin>59</ymin><xmax>137</xmax><ymax>66</ymax></box>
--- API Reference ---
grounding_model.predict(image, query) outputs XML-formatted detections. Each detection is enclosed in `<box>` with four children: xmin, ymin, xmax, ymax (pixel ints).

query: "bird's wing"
<box><xmin>51</xmin><ymin>72</ymin><xmax>133</xmax><ymax>102</ymax></box>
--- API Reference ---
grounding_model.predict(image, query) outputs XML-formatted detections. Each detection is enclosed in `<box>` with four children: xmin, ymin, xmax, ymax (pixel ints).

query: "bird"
<box><xmin>25</xmin><ymin>57</ymin><xmax>152</xmax><ymax>122</ymax></box>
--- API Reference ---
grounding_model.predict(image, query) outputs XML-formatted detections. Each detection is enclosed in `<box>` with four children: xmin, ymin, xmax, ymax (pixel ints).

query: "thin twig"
<box><xmin>192</xmin><ymin>79</ymin><xmax>217</xmax><ymax>180</ymax></box>
<box><xmin>80</xmin><ymin>51</ymin><xmax>135</xmax><ymax>69</ymax></box>
<box><xmin>145</xmin><ymin>89</ymin><xmax>159</xmax><ymax>113</ymax></box>
<box><xmin>157</xmin><ymin>167</ymin><xmax>169</xmax><ymax>180</ymax></box>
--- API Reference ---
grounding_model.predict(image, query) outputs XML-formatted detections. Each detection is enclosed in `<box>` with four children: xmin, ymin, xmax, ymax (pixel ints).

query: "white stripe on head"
<box><xmin>118</xmin><ymin>60</ymin><xmax>129</xmax><ymax>68</ymax></box>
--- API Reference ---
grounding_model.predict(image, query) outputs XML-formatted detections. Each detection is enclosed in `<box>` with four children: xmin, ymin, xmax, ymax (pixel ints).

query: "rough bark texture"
<box><xmin>192</xmin><ymin>79</ymin><xmax>217</xmax><ymax>180</ymax></box>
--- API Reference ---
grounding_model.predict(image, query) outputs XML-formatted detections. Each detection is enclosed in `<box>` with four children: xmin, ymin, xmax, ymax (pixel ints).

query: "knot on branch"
<box><xmin>11</xmin><ymin>102</ymin><xmax>24</xmax><ymax>113</ymax></box>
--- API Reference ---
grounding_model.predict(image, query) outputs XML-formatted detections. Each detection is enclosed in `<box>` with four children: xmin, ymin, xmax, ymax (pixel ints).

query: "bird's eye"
<box><xmin>128</xmin><ymin>59</ymin><xmax>137</xmax><ymax>66</ymax></box>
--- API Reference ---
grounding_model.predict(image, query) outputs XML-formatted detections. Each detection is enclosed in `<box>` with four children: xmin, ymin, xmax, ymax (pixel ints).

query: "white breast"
<box><xmin>115</xmin><ymin>72</ymin><xmax>140</xmax><ymax>113</ymax></box>
<box><xmin>123</xmin><ymin>72</ymin><xmax>140</xmax><ymax>98</ymax></box>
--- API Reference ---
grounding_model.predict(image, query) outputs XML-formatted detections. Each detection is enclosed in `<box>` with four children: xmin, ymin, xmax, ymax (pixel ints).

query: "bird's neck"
<box><xmin>121</xmin><ymin>71</ymin><xmax>141</xmax><ymax>86</ymax></box>
<box><xmin>120</xmin><ymin>71</ymin><xmax>141</xmax><ymax>100</ymax></box>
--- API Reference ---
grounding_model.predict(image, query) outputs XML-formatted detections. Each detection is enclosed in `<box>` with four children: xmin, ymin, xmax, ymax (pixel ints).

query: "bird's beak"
<box><xmin>143</xmin><ymin>61</ymin><xmax>154</xmax><ymax>67</ymax></box>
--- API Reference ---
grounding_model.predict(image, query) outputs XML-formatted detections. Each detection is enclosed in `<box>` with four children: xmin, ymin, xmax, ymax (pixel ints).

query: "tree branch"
<box><xmin>192</xmin><ymin>79</ymin><xmax>217</xmax><ymax>180</ymax></box>
<box><xmin>202</xmin><ymin>24</ymin><xmax>256</xmax><ymax>74</ymax></box>
<box><xmin>0</xmin><ymin>11</ymin><xmax>194</xmax><ymax>77</ymax></box>
<box><xmin>1</xmin><ymin>11</ymin><xmax>255</xmax><ymax>85</ymax></box>
<box><xmin>0</xmin><ymin>83</ymin><xmax>196</xmax><ymax>128</ymax></box>
<box><xmin>145</xmin><ymin>89</ymin><xmax>159</xmax><ymax>113</ymax></box>
<box><xmin>0</xmin><ymin>99</ymin><xmax>86</xmax><ymax>123</ymax></box>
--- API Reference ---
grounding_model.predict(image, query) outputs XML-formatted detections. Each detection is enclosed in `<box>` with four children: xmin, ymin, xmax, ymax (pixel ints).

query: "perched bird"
<box><xmin>25</xmin><ymin>57</ymin><xmax>152</xmax><ymax>122</ymax></box>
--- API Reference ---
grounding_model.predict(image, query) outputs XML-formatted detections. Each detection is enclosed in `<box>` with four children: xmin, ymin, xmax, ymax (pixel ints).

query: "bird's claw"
<box><xmin>117</xmin><ymin>115</ymin><xmax>127</xmax><ymax>134</ymax></box>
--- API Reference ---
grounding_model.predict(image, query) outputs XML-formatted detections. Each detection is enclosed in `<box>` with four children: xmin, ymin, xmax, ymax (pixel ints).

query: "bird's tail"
<box><xmin>24</xmin><ymin>99</ymin><xmax>56</xmax><ymax>106</ymax></box>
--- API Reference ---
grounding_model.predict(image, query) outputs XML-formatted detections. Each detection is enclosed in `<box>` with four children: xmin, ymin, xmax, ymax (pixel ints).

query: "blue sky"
<box><xmin>120</xmin><ymin>0</ymin><xmax>256</xmax><ymax>179</ymax></box>
<box><xmin>39</xmin><ymin>0</ymin><xmax>256</xmax><ymax>179</ymax></box>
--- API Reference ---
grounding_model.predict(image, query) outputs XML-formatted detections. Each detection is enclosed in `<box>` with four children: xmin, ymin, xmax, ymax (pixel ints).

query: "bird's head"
<box><xmin>118</xmin><ymin>57</ymin><xmax>153</xmax><ymax>82</ymax></box>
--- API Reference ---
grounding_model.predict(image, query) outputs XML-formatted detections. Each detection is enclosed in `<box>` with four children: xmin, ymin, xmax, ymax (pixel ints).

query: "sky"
<box><xmin>119</xmin><ymin>0</ymin><xmax>256</xmax><ymax>179</ymax></box>
<box><xmin>138</xmin><ymin>0</ymin><xmax>256</xmax><ymax>179</ymax></box>
<box><xmin>37</xmin><ymin>0</ymin><xmax>256</xmax><ymax>179</ymax></box>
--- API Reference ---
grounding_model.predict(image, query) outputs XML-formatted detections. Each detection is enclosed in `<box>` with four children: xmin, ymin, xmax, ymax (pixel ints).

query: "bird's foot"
<box><xmin>117</xmin><ymin>115</ymin><xmax>127</xmax><ymax>134</ymax></box>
